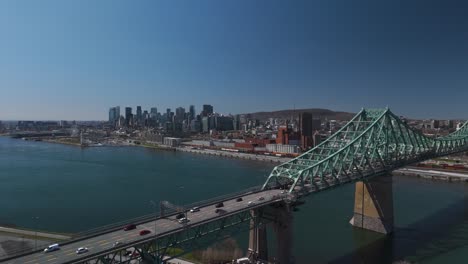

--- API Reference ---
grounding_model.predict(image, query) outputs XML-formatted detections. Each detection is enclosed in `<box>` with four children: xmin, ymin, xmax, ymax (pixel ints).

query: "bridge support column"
<box><xmin>272</xmin><ymin>205</ymin><xmax>294</xmax><ymax>264</ymax></box>
<box><xmin>248</xmin><ymin>209</ymin><xmax>268</xmax><ymax>261</ymax></box>
<box><xmin>350</xmin><ymin>174</ymin><xmax>394</xmax><ymax>234</ymax></box>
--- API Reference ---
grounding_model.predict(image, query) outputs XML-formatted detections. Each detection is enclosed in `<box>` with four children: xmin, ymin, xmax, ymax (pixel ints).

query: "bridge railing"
<box><xmin>1</xmin><ymin>185</ymin><xmax>263</xmax><ymax>260</ymax></box>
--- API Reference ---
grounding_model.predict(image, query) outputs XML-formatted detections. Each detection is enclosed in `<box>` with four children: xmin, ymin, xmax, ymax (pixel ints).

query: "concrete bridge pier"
<box><xmin>272</xmin><ymin>205</ymin><xmax>294</xmax><ymax>264</ymax></box>
<box><xmin>248</xmin><ymin>209</ymin><xmax>268</xmax><ymax>261</ymax></box>
<box><xmin>350</xmin><ymin>174</ymin><xmax>394</xmax><ymax>234</ymax></box>
<box><xmin>249</xmin><ymin>205</ymin><xmax>294</xmax><ymax>264</ymax></box>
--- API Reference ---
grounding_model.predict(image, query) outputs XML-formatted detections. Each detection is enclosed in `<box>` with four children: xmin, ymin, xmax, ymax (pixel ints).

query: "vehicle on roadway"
<box><xmin>215</xmin><ymin>202</ymin><xmax>224</xmax><ymax>208</ymax></box>
<box><xmin>176</xmin><ymin>213</ymin><xmax>186</xmax><ymax>219</ymax></box>
<box><xmin>76</xmin><ymin>247</ymin><xmax>88</xmax><ymax>254</ymax></box>
<box><xmin>258</xmin><ymin>197</ymin><xmax>265</xmax><ymax>201</ymax></box>
<box><xmin>215</xmin><ymin>208</ymin><xmax>226</xmax><ymax>214</ymax></box>
<box><xmin>113</xmin><ymin>241</ymin><xmax>122</xmax><ymax>247</ymax></box>
<box><xmin>248</xmin><ymin>201</ymin><xmax>256</xmax><ymax>206</ymax></box>
<box><xmin>44</xmin><ymin>243</ymin><xmax>60</xmax><ymax>253</ymax></box>
<box><xmin>178</xmin><ymin>217</ymin><xmax>190</xmax><ymax>224</ymax></box>
<box><xmin>123</xmin><ymin>224</ymin><xmax>136</xmax><ymax>231</ymax></box>
<box><xmin>190</xmin><ymin>207</ymin><xmax>200</xmax><ymax>213</ymax></box>
<box><xmin>236</xmin><ymin>197</ymin><xmax>243</xmax><ymax>202</ymax></box>
<box><xmin>139</xmin><ymin>229</ymin><xmax>151</xmax><ymax>236</ymax></box>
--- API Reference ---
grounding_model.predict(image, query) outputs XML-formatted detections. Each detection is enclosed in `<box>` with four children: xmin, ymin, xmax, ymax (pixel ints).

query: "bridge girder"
<box><xmin>263</xmin><ymin>108</ymin><xmax>468</xmax><ymax>193</ymax></box>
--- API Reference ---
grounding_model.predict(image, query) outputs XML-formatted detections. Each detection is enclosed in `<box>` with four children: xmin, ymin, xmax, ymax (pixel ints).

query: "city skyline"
<box><xmin>1</xmin><ymin>0</ymin><xmax>468</xmax><ymax>120</ymax></box>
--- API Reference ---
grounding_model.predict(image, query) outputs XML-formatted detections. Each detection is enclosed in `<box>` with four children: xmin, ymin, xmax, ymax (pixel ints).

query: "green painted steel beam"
<box><xmin>262</xmin><ymin>108</ymin><xmax>468</xmax><ymax>193</ymax></box>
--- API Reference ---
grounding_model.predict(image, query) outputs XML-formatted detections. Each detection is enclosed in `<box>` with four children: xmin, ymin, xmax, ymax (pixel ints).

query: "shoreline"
<box><xmin>176</xmin><ymin>147</ymin><xmax>290</xmax><ymax>163</ymax></box>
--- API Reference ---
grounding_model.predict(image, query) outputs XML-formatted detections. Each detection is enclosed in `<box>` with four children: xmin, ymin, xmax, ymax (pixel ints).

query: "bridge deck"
<box><xmin>6</xmin><ymin>189</ymin><xmax>284</xmax><ymax>264</ymax></box>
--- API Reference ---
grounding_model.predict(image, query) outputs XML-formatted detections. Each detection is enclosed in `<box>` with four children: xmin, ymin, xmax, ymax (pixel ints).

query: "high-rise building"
<box><xmin>202</xmin><ymin>104</ymin><xmax>214</xmax><ymax>117</ymax></box>
<box><xmin>189</xmin><ymin>105</ymin><xmax>195</xmax><ymax>121</ymax></box>
<box><xmin>150</xmin><ymin>107</ymin><xmax>158</xmax><ymax>120</ymax></box>
<box><xmin>215</xmin><ymin>116</ymin><xmax>234</xmax><ymax>131</ymax></box>
<box><xmin>125</xmin><ymin>107</ymin><xmax>132</xmax><ymax>126</ymax></box>
<box><xmin>166</xmin><ymin>108</ymin><xmax>171</xmax><ymax>121</ymax></box>
<box><xmin>108</xmin><ymin>106</ymin><xmax>120</xmax><ymax>123</ymax></box>
<box><xmin>300</xmin><ymin>112</ymin><xmax>313</xmax><ymax>150</ymax></box>
<box><xmin>175</xmin><ymin>107</ymin><xmax>185</xmax><ymax>122</ymax></box>
<box><xmin>136</xmin><ymin>106</ymin><xmax>142</xmax><ymax>123</ymax></box>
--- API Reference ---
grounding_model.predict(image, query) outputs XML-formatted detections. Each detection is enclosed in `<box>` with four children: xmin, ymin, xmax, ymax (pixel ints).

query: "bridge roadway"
<box><xmin>6</xmin><ymin>189</ymin><xmax>284</xmax><ymax>264</ymax></box>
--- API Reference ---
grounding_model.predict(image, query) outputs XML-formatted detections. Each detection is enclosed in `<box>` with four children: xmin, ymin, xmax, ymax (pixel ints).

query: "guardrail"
<box><xmin>1</xmin><ymin>185</ymin><xmax>263</xmax><ymax>261</ymax></box>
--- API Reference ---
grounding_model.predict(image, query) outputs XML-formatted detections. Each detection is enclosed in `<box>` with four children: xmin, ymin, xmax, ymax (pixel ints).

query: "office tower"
<box><xmin>150</xmin><ymin>107</ymin><xmax>158</xmax><ymax>120</ymax></box>
<box><xmin>202</xmin><ymin>104</ymin><xmax>213</xmax><ymax>117</ymax></box>
<box><xmin>136</xmin><ymin>106</ymin><xmax>142</xmax><ymax>123</ymax></box>
<box><xmin>189</xmin><ymin>105</ymin><xmax>195</xmax><ymax>120</ymax></box>
<box><xmin>175</xmin><ymin>107</ymin><xmax>185</xmax><ymax>122</ymax></box>
<box><xmin>108</xmin><ymin>106</ymin><xmax>120</xmax><ymax>123</ymax></box>
<box><xmin>299</xmin><ymin>112</ymin><xmax>313</xmax><ymax>149</ymax></box>
<box><xmin>125</xmin><ymin>107</ymin><xmax>132</xmax><ymax>126</ymax></box>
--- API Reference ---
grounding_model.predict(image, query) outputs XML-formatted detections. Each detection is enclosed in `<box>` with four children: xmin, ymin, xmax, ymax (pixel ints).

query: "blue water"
<box><xmin>1</xmin><ymin>136</ymin><xmax>468</xmax><ymax>263</ymax></box>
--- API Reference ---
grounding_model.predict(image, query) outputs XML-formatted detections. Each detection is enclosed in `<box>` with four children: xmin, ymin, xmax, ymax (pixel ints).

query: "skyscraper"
<box><xmin>299</xmin><ymin>112</ymin><xmax>313</xmax><ymax>149</ymax></box>
<box><xmin>189</xmin><ymin>105</ymin><xmax>195</xmax><ymax>121</ymax></box>
<box><xmin>202</xmin><ymin>104</ymin><xmax>213</xmax><ymax>117</ymax></box>
<box><xmin>136</xmin><ymin>106</ymin><xmax>142</xmax><ymax>123</ymax></box>
<box><xmin>175</xmin><ymin>107</ymin><xmax>185</xmax><ymax>121</ymax></box>
<box><xmin>150</xmin><ymin>107</ymin><xmax>158</xmax><ymax>120</ymax></box>
<box><xmin>125</xmin><ymin>107</ymin><xmax>132</xmax><ymax>126</ymax></box>
<box><xmin>108</xmin><ymin>106</ymin><xmax>119</xmax><ymax>123</ymax></box>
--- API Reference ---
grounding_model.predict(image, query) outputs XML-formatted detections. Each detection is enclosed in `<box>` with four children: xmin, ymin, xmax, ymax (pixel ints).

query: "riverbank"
<box><xmin>176</xmin><ymin>147</ymin><xmax>290</xmax><ymax>163</ymax></box>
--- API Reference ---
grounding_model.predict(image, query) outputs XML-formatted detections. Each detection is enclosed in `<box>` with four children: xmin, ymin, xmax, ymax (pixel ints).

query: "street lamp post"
<box><xmin>32</xmin><ymin>216</ymin><xmax>39</xmax><ymax>251</ymax></box>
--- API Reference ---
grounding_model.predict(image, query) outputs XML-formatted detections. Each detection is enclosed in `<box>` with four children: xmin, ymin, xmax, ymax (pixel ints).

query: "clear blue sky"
<box><xmin>0</xmin><ymin>0</ymin><xmax>467</xmax><ymax>120</ymax></box>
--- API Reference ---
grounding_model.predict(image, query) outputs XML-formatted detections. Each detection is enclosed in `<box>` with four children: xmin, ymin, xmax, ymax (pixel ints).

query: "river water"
<box><xmin>1</xmin><ymin>136</ymin><xmax>468</xmax><ymax>263</ymax></box>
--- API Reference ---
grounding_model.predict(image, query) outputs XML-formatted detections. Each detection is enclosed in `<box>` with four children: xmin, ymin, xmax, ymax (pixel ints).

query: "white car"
<box><xmin>44</xmin><ymin>244</ymin><xmax>60</xmax><ymax>253</ymax></box>
<box><xmin>190</xmin><ymin>207</ymin><xmax>200</xmax><ymax>213</ymax></box>
<box><xmin>76</xmin><ymin>247</ymin><xmax>88</xmax><ymax>254</ymax></box>
<box><xmin>178</xmin><ymin>217</ymin><xmax>190</xmax><ymax>224</ymax></box>
<box><xmin>113</xmin><ymin>241</ymin><xmax>122</xmax><ymax>247</ymax></box>
<box><xmin>247</xmin><ymin>201</ymin><xmax>255</xmax><ymax>206</ymax></box>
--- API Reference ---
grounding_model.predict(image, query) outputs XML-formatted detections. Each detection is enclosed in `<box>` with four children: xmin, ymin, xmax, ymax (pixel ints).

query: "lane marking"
<box><xmin>24</xmin><ymin>260</ymin><xmax>37</xmax><ymax>264</ymax></box>
<box><xmin>100</xmin><ymin>241</ymin><xmax>111</xmax><ymax>246</ymax></box>
<box><xmin>66</xmin><ymin>252</ymin><xmax>75</xmax><ymax>256</ymax></box>
<box><xmin>47</xmin><ymin>257</ymin><xmax>57</xmax><ymax>262</ymax></box>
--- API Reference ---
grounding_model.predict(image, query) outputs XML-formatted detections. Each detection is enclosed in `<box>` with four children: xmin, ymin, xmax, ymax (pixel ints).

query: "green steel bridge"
<box><xmin>4</xmin><ymin>108</ymin><xmax>468</xmax><ymax>264</ymax></box>
<box><xmin>263</xmin><ymin>108</ymin><xmax>468</xmax><ymax>194</ymax></box>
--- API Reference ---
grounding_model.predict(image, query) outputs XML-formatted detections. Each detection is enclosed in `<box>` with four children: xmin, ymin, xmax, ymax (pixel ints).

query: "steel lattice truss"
<box><xmin>72</xmin><ymin>210</ymin><xmax>268</xmax><ymax>264</ymax></box>
<box><xmin>263</xmin><ymin>108</ymin><xmax>468</xmax><ymax>193</ymax></box>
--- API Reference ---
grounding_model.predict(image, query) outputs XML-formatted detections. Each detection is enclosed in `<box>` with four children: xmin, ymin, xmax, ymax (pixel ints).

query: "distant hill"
<box><xmin>242</xmin><ymin>108</ymin><xmax>355</xmax><ymax>121</ymax></box>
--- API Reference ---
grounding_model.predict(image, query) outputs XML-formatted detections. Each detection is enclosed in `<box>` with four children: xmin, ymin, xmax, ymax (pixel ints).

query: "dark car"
<box><xmin>215</xmin><ymin>202</ymin><xmax>224</xmax><ymax>208</ymax></box>
<box><xmin>236</xmin><ymin>197</ymin><xmax>243</xmax><ymax>202</ymax></box>
<box><xmin>139</xmin><ymin>229</ymin><xmax>151</xmax><ymax>236</ymax></box>
<box><xmin>215</xmin><ymin>208</ymin><xmax>226</xmax><ymax>214</ymax></box>
<box><xmin>176</xmin><ymin>213</ymin><xmax>185</xmax><ymax>219</ymax></box>
<box><xmin>123</xmin><ymin>224</ymin><xmax>136</xmax><ymax>231</ymax></box>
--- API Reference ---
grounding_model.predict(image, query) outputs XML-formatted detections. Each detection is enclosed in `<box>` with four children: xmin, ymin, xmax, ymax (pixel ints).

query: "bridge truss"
<box><xmin>68</xmin><ymin>209</ymin><xmax>273</xmax><ymax>264</ymax></box>
<box><xmin>263</xmin><ymin>108</ymin><xmax>468</xmax><ymax>193</ymax></box>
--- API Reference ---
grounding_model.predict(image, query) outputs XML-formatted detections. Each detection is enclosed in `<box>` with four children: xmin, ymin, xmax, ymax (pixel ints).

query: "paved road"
<box><xmin>6</xmin><ymin>189</ymin><xmax>284</xmax><ymax>264</ymax></box>
<box><xmin>396</xmin><ymin>168</ymin><xmax>468</xmax><ymax>178</ymax></box>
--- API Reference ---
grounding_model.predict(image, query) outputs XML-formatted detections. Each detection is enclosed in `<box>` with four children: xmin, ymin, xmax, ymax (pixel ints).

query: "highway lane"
<box><xmin>6</xmin><ymin>189</ymin><xmax>284</xmax><ymax>264</ymax></box>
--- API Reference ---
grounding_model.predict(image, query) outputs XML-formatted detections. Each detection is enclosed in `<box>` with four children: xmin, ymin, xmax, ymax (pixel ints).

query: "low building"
<box><xmin>163</xmin><ymin>137</ymin><xmax>181</xmax><ymax>147</ymax></box>
<box><xmin>266</xmin><ymin>144</ymin><xmax>300</xmax><ymax>154</ymax></box>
